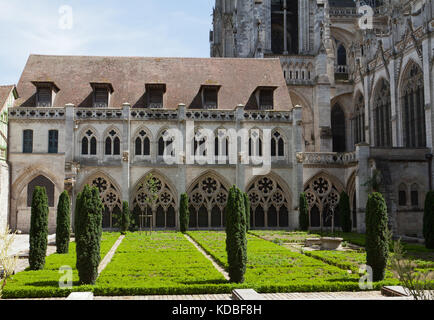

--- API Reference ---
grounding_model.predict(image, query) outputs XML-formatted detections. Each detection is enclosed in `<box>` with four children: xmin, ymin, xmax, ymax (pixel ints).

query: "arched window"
<box><xmin>88</xmin><ymin>176</ymin><xmax>121</xmax><ymax>229</ymax></box>
<box><xmin>247</xmin><ymin>175</ymin><xmax>291</xmax><ymax>228</ymax></box>
<box><xmin>158</xmin><ymin>130</ymin><xmax>174</xmax><ymax>157</ymax></box>
<box><xmin>214</xmin><ymin>129</ymin><xmax>229</xmax><ymax>163</ymax></box>
<box><xmin>135</xmin><ymin>130</ymin><xmax>151</xmax><ymax>156</ymax></box>
<box><xmin>401</xmin><ymin>63</ymin><xmax>426</xmax><ymax>147</ymax></box>
<box><xmin>132</xmin><ymin>173</ymin><xmax>177</xmax><ymax>229</ymax></box>
<box><xmin>374</xmin><ymin>79</ymin><xmax>392</xmax><ymax>147</ymax></box>
<box><xmin>337</xmin><ymin>44</ymin><xmax>347</xmax><ymax>66</ymax></box>
<box><xmin>105</xmin><ymin>129</ymin><xmax>121</xmax><ymax>156</ymax></box>
<box><xmin>410</xmin><ymin>183</ymin><xmax>419</xmax><ymax>207</ymax></box>
<box><xmin>188</xmin><ymin>173</ymin><xmax>229</xmax><ymax>229</ymax></box>
<box><xmin>249</xmin><ymin>129</ymin><xmax>262</xmax><ymax>157</ymax></box>
<box><xmin>81</xmin><ymin>129</ymin><xmax>97</xmax><ymax>155</ymax></box>
<box><xmin>331</xmin><ymin>104</ymin><xmax>346</xmax><ymax>152</ymax></box>
<box><xmin>353</xmin><ymin>94</ymin><xmax>365</xmax><ymax>145</ymax></box>
<box><xmin>192</xmin><ymin>129</ymin><xmax>208</xmax><ymax>157</ymax></box>
<box><xmin>304</xmin><ymin>175</ymin><xmax>343</xmax><ymax>230</ymax></box>
<box><xmin>27</xmin><ymin>175</ymin><xmax>55</xmax><ymax>207</ymax></box>
<box><xmin>271</xmin><ymin>131</ymin><xmax>285</xmax><ymax>158</ymax></box>
<box><xmin>398</xmin><ymin>183</ymin><xmax>407</xmax><ymax>206</ymax></box>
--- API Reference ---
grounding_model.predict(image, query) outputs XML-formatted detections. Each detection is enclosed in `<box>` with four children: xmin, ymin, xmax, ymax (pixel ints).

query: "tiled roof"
<box><xmin>15</xmin><ymin>55</ymin><xmax>293</xmax><ymax>110</ymax></box>
<box><xmin>0</xmin><ymin>85</ymin><xmax>15</xmax><ymax>111</ymax></box>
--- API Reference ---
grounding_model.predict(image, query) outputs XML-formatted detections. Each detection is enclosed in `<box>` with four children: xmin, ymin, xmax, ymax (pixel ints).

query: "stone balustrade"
<box><xmin>9</xmin><ymin>106</ymin><xmax>294</xmax><ymax>123</ymax></box>
<box><xmin>9</xmin><ymin>107</ymin><xmax>66</xmax><ymax>120</ymax></box>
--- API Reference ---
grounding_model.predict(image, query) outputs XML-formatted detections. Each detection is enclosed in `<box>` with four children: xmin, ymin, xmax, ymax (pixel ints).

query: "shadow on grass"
<box><xmin>181</xmin><ymin>279</ymin><xmax>229</xmax><ymax>285</ymax></box>
<box><xmin>24</xmin><ymin>280</ymin><xmax>81</xmax><ymax>287</ymax></box>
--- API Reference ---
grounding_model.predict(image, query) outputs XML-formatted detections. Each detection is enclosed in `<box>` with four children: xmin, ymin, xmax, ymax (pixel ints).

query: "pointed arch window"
<box><xmin>271</xmin><ymin>131</ymin><xmax>285</xmax><ymax>158</ymax></box>
<box><xmin>27</xmin><ymin>175</ymin><xmax>55</xmax><ymax>207</ymax></box>
<box><xmin>135</xmin><ymin>130</ymin><xmax>151</xmax><ymax>156</ymax></box>
<box><xmin>82</xmin><ymin>129</ymin><xmax>97</xmax><ymax>155</ymax></box>
<box><xmin>331</xmin><ymin>104</ymin><xmax>346</xmax><ymax>152</ymax></box>
<box><xmin>158</xmin><ymin>130</ymin><xmax>174</xmax><ymax>157</ymax></box>
<box><xmin>105</xmin><ymin>129</ymin><xmax>121</xmax><ymax>156</ymax></box>
<box><xmin>374</xmin><ymin>79</ymin><xmax>392</xmax><ymax>147</ymax></box>
<box><xmin>401</xmin><ymin>63</ymin><xmax>426</xmax><ymax>148</ymax></box>
<box><xmin>353</xmin><ymin>94</ymin><xmax>365</xmax><ymax>145</ymax></box>
<box><xmin>249</xmin><ymin>129</ymin><xmax>262</xmax><ymax>157</ymax></box>
<box><xmin>214</xmin><ymin>129</ymin><xmax>229</xmax><ymax>163</ymax></box>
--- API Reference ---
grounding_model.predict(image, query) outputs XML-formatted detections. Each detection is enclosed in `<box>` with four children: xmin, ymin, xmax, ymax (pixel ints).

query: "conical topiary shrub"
<box><xmin>179</xmin><ymin>193</ymin><xmax>189</xmax><ymax>233</ymax></box>
<box><xmin>299</xmin><ymin>193</ymin><xmax>309</xmax><ymax>231</ymax></box>
<box><xmin>423</xmin><ymin>191</ymin><xmax>434</xmax><ymax>249</ymax></box>
<box><xmin>56</xmin><ymin>191</ymin><xmax>71</xmax><ymax>254</ymax></box>
<box><xmin>29</xmin><ymin>186</ymin><xmax>49</xmax><ymax>270</ymax></box>
<box><xmin>338</xmin><ymin>191</ymin><xmax>352</xmax><ymax>233</ymax></box>
<box><xmin>225</xmin><ymin>186</ymin><xmax>247</xmax><ymax>283</ymax></box>
<box><xmin>75</xmin><ymin>185</ymin><xmax>103</xmax><ymax>285</ymax></box>
<box><xmin>365</xmin><ymin>192</ymin><xmax>389</xmax><ymax>282</ymax></box>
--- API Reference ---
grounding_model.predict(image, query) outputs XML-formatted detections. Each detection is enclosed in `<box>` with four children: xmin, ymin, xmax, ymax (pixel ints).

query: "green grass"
<box><xmin>187</xmin><ymin>231</ymin><xmax>392</xmax><ymax>292</ymax></box>
<box><xmin>94</xmin><ymin>232</ymin><xmax>232</xmax><ymax>296</ymax></box>
<box><xmin>2</xmin><ymin>232</ymin><xmax>120</xmax><ymax>299</ymax></box>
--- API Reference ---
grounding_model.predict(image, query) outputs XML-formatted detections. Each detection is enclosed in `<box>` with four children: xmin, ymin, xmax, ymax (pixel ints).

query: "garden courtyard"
<box><xmin>2</xmin><ymin>230</ymin><xmax>434</xmax><ymax>299</ymax></box>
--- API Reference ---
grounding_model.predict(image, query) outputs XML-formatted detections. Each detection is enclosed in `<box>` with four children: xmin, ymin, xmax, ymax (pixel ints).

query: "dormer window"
<box><xmin>259</xmin><ymin>88</ymin><xmax>274</xmax><ymax>110</ymax></box>
<box><xmin>32</xmin><ymin>81</ymin><xmax>59</xmax><ymax>108</ymax></box>
<box><xmin>90</xmin><ymin>82</ymin><xmax>113</xmax><ymax>108</ymax></box>
<box><xmin>146</xmin><ymin>84</ymin><xmax>166</xmax><ymax>109</ymax></box>
<box><xmin>201</xmin><ymin>85</ymin><xmax>220</xmax><ymax>109</ymax></box>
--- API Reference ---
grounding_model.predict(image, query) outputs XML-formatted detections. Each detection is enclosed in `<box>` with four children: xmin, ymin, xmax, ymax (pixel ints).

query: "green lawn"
<box><xmin>2</xmin><ymin>233</ymin><xmax>120</xmax><ymax>299</ymax></box>
<box><xmin>187</xmin><ymin>231</ymin><xmax>386</xmax><ymax>292</ymax></box>
<box><xmin>94</xmin><ymin>232</ymin><xmax>232</xmax><ymax>296</ymax></box>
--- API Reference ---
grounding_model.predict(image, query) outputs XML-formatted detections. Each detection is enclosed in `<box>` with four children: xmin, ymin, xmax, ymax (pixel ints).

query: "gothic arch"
<box><xmin>246</xmin><ymin>172</ymin><xmax>292</xmax><ymax>229</ymax></box>
<box><xmin>398</xmin><ymin>60</ymin><xmax>426</xmax><ymax>147</ymax></box>
<box><xmin>131</xmin><ymin>170</ymin><xmax>178</xmax><ymax>229</ymax></box>
<box><xmin>346</xmin><ymin>170</ymin><xmax>357</xmax><ymax>230</ymax></box>
<box><xmin>187</xmin><ymin>170</ymin><xmax>231</xmax><ymax>229</ymax></box>
<box><xmin>304</xmin><ymin>172</ymin><xmax>344</xmax><ymax>230</ymax></box>
<box><xmin>372</xmin><ymin>77</ymin><xmax>392</xmax><ymax>147</ymax></box>
<box><xmin>82</xmin><ymin>172</ymin><xmax>122</xmax><ymax>229</ymax></box>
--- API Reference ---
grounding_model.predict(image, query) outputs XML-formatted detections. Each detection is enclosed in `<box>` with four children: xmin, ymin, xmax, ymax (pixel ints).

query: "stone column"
<box><xmin>355</xmin><ymin>142</ymin><xmax>370</xmax><ymax>233</ymax></box>
<box><xmin>298</xmin><ymin>0</ymin><xmax>310</xmax><ymax>54</ymax></box>
<box><xmin>65</xmin><ymin>104</ymin><xmax>75</xmax><ymax>162</ymax></box>
<box><xmin>176</xmin><ymin>103</ymin><xmax>187</xmax><ymax>230</ymax></box>
<box><xmin>121</xmin><ymin>103</ymin><xmax>130</xmax><ymax>202</ymax></box>
<box><xmin>314</xmin><ymin>51</ymin><xmax>332</xmax><ymax>152</ymax></box>
<box><xmin>422</xmin><ymin>38</ymin><xmax>433</xmax><ymax>150</ymax></box>
<box><xmin>293</xmin><ymin>105</ymin><xmax>304</xmax><ymax>230</ymax></box>
<box><xmin>389</xmin><ymin>58</ymin><xmax>399</xmax><ymax>146</ymax></box>
<box><xmin>235</xmin><ymin>104</ymin><xmax>245</xmax><ymax>190</ymax></box>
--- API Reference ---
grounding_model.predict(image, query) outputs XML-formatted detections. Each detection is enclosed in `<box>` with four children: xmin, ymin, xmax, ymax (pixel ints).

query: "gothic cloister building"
<box><xmin>211</xmin><ymin>0</ymin><xmax>434</xmax><ymax>237</ymax></box>
<box><xmin>2</xmin><ymin>0</ymin><xmax>433</xmax><ymax>238</ymax></box>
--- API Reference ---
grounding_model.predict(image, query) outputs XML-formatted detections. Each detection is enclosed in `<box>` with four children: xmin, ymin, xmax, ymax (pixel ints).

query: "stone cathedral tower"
<box><xmin>211</xmin><ymin>0</ymin><xmax>335</xmax><ymax>152</ymax></box>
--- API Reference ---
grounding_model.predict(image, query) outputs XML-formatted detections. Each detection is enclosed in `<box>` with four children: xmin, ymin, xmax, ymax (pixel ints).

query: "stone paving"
<box><xmin>97</xmin><ymin>234</ymin><xmax>124</xmax><ymax>275</ymax></box>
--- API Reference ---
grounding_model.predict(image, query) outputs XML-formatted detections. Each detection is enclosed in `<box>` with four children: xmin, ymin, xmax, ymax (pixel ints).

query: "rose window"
<box><xmin>258</xmin><ymin>177</ymin><xmax>274</xmax><ymax>194</ymax></box>
<box><xmin>202</xmin><ymin>177</ymin><xmax>218</xmax><ymax>194</ymax></box>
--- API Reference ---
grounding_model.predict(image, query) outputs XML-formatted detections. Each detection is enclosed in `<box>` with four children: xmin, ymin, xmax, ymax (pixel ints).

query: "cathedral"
<box><xmin>1</xmin><ymin>0</ymin><xmax>433</xmax><ymax>238</ymax></box>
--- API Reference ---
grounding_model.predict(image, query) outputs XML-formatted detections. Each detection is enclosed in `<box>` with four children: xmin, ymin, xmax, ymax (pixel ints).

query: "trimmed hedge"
<box><xmin>120</xmin><ymin>201</ymin><xmax>130</xmax><ymax>235</ymax></box>
<box><xmin>365</xmin><ymin>192</ymin><xmax>389</xmax><ymax>282</ymax></box>
<box><xmin>338</xmin><ymin>191</ymin><xmax>352</xmax><ymax>233</ymax></box>
<box><xmin>423</xmin><ymin>191</ymin><xmax>434</xmax><ymax>249</ymax></box>
<box><xmin>225</xmin><ymin>186</ymin><xmax>247</xmax><ymax>283</ymax></box>
<box><xmin>56</xmin><ymin>191</ymin><xmax>70</xmax><ymax>254</ymax></box>
<box><xmin>179</xmin><ymin>193</ymin><xmax>189</xmax><ymax>233</ymax></box>
<box><xmin>75</xmin><ymin>185</ymin><xmax>103</xmax><ymax>285</ymax></box>
<box><xmin>299</xmin><ymin>193</ymin><xmax>309</xmax><ymax>231</ymax></box>
<box><xmin>29</xmin><ymin>186</ymin><xmax>49</xmax><ymax>270</ymax></box>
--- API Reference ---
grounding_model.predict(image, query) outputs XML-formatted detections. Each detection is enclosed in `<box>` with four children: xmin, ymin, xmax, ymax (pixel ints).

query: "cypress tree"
<box><xmin>298</xmin><ymin>193</ymin><xmax>309</xmax><ymax>231</ymax></box>
<box><xmin>29</xmin><ymin>186</ymin><xmax>49</xmax><ymax>270</ymax></box>
<box><xmin>225</xmin><ymin>186</ymin><xmax>247</xmax><ymax>283</ymax></box>
<box><xmin>423</xmin><ymin>191</ymin><xmax>434</xmax><ymax>249</ymax></box>
<box><xmin>243</xmin><ymin>192</ymin><xmax>251</xmax><ymax>232</ymax></box>
<box><xmin>56</xmin><ymin>191</ymin><xmax>71</xmax><ymax>254</ymax></box>
<box><xmin>120</xmin><ymin>201</ymin><xmax>130</xmax><ymax>235</ymax></box>
<box><xmin>338</xmin><ymin>191</ymin><xmax>352</xmax><ymax>233</ymax></box>
<box><xmin>365</xmin><ymin>192</ymin><xmax>389</xmax><ymax>282</ymax></box>
<box><xmin>75</xmin><ymin>185</ymin><xmax>103</xmax><ymax>285</ymax></box>
<box><xmin>179</xmin><ymin>193</ymin><xmax>189</xmax><ymax>233</ymax></box>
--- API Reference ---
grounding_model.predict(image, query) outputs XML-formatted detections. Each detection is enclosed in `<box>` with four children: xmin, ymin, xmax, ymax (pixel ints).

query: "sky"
<box><xmin>0</xmin><ymin>0</ymin><xmax>215</xmax><ymax>85</ymax></box>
